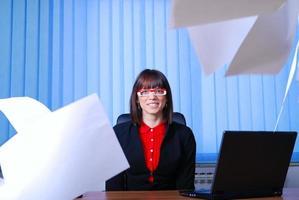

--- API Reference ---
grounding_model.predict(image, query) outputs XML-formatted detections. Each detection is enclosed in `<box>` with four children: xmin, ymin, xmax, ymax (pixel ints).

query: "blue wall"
<box><xmin>0</xmin><ymin>0</ymin><xmax>299</xmax><ymax>156</ymax></box>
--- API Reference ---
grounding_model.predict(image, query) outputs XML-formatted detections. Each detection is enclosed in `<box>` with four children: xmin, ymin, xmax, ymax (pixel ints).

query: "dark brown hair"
<box><xmin>130</xmin><ymin>69</ymin><xmax>173</xmax><ymax>125</ymax></box>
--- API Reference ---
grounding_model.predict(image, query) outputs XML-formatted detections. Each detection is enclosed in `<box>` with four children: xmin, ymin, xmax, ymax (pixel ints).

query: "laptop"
<box><xmin>180</xmin><ymin>131</ymin><xmax>297</xmax><ymax>199</ymax></box>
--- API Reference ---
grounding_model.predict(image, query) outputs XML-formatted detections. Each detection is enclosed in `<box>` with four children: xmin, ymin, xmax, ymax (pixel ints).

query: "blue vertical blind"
<box><xmin>0</xmin><ymin>0</ymin><xmax>299</xmax><ymax>157</ymax></box>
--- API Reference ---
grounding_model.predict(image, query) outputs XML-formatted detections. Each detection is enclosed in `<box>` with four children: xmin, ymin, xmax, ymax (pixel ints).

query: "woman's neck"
<box><xmin>142</xmin><ymin>113</ymin><xmax>163</xmax><ymax>128</ymax></box>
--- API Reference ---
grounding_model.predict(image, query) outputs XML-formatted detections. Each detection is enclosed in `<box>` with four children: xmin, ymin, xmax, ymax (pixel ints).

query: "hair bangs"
<box><xmin>136</xmin><ymin>73</ymin><xmax>165</xmax><ymax>90</ymax></box>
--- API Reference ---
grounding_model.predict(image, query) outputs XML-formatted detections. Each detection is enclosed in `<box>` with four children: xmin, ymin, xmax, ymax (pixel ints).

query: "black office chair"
<box><xmin>116</xmin><ymin>112</ymin><xmax>186</xmax><ymax>125</ymax></box>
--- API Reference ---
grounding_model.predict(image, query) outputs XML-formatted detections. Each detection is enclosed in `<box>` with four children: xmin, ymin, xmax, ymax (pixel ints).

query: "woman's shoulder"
<box><xmin>113</xmin><ymin>121</ymin><xmax>132</xmax><ymax>131</ymax></box>
<box><xmin>170</xmin><ymin>122</ymin><xmax>196</xmax><ymax>149</ymax></box>
<box><xmin>170</xmin><ymin>121</ymin><xmax>193</xmax><ymax>135</ymax></box>
<box><xmin>169</xmin><ymin>122</ymin><xmax>196</xmax><ymax>148</ymax></box>
<box><xmin>113</xmin><ymin>121</ymin><xmax>137</xmax><ymax>135</ymax></box>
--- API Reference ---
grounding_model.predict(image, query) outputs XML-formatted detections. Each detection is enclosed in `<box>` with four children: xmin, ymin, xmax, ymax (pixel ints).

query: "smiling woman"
<box><xmin>106</xmin><ymin>69</ymin><xmax>196</xmax><ymax>191</ymax></box>
<box><xmin>130</xmin><ymin>69</ymin><xmax>172</xmax><ymax>127</ymax></box>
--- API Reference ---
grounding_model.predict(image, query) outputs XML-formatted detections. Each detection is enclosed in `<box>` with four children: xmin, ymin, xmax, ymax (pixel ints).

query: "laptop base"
<box><xmin>180</xmin><ymin>189</ymin><xmax>283</xmax><ymax>200</ymax></box>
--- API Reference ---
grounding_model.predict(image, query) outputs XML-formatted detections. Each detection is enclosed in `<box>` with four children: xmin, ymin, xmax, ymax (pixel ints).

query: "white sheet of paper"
<box><xmin>188</xmin><ymin>16</ymin><xmax>256</xmax><ymax>75</ymax></box>
<box><xmin>226</xmin><ymin>0</ymin><xmax>298</xmax><ymax>75</ymax></box>
<box><xmin>0</xmin><ymin>94</ymin><xmax>129</xmax><ymax>200</ymax></box>
<box><xmin>170</xmin><ymin>0</ymin><xmax>286</xmax><ymax>28</ymax></box>
<box><xmin>0</xmin><ymin>97</ymin><xmax>51</xmax><ymax>133</ymax></box>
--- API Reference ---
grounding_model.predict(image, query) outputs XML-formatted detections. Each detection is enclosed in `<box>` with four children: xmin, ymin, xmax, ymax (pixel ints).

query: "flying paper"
<box><xmin>226</xmin><ymin>0</ymin><xmax>298</xmax><ymax>76</ymax></box>
<box><xmin>0</xmin><ymin>97</ymin><xmax>51</xmax><ymax>133</ymax></box>
<box><xmin>170</xmin><ymin>0</ymin><xmax>299</xmax><ymax>76</ymax></box>
<box><xmin>170</xmin><ymin>0</ymin><xmax>285</xmax><ymax>27</ymax></box>
<box><xmin>0</xmin><ymin>94</ymin><xmax>129</xmax><ymax>199</ymax></box>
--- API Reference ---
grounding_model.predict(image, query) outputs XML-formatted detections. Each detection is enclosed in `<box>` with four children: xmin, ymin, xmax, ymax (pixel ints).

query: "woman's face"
<box><xmin>137</xmin><ymin>88</ymin><xmax>167</xmax><ymax>118</ymax></box>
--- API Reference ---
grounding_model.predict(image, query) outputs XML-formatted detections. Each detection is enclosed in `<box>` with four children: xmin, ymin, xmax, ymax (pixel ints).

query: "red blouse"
<box><xmin>139</xmin><ymin>121</ymin><xmax>166</xmax><ymax>183</ymax></box>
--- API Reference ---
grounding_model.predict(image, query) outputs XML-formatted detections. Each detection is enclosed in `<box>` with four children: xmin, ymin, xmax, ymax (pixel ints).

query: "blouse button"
<box><xmin>150</xmin><ymin>129</ymin><xmax>153</xmax><ymax>132</ymax></box>
<box><xmin>149</xmin><ymin>158</ymin><xmax>153</xmax><ymax>161</ymax></box>
<box><xmin>151</xmin><ymin>138</ymin><xmax>154</xmax><ymax>142</ymax></box>
<box><xmin>150</xmin><ymin>149</ymin><xmax>153</xmax><ymax>152</ymax></box>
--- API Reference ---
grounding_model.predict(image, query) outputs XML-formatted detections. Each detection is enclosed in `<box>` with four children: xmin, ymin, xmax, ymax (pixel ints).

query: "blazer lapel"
<box><xmin>126</xmin><ymin>124</ymin><xmax>148</xmax><ymax>171</ymax></box>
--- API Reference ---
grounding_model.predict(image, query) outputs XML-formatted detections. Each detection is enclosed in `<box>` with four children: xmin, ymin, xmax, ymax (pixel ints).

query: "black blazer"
<box><xmin>106</xmin><ymin>121</ymin><xmax>196</xmax><ymax>191</ymax></box>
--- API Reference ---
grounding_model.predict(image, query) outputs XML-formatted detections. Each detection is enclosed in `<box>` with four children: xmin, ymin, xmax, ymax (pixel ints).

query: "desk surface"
<box><xmin>80</xmin><ymin>188</ymin><xmax>299</xmax><ymax>200</ymax></box>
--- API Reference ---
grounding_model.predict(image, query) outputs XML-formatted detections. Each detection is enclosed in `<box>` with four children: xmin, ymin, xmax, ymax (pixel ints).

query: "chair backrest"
<box><xmin>116</xmin><ymin>112</ymin><xmax>186</xmax><ymax>125</ymax></box>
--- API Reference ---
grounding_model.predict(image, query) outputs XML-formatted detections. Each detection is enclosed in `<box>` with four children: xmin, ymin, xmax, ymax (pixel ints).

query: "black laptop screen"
<box><xmin>212</xmin><ymin>131</ymin><xmax>297</xmax><ymax>194</ymax></box>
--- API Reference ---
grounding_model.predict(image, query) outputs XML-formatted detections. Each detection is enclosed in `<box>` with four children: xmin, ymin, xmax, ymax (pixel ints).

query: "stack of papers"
<box><xmin>0</xmin><ymin>94</ymin><xmax>129</xmax><ymax>199</ymax></box>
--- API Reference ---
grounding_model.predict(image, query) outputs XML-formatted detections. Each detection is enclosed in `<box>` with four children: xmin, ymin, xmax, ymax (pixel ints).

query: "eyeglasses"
<box><xmin>137</xmin><ymin>88</ymin><xmax>167</xmax><ymax>97</ymax></box>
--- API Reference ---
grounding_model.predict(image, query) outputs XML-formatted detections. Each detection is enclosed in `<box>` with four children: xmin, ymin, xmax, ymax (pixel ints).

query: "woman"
<box><xmin>106</xmin><ymin>69</ymin><xmax>196</xmax><ymax>191</ymax></box>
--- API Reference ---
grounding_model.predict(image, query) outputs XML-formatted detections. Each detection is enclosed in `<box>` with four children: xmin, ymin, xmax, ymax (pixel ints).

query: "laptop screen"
<box><xmin>211</xmin><ymin>131</ymin><xmax>297</xmax><ymax>198</ymax></box>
